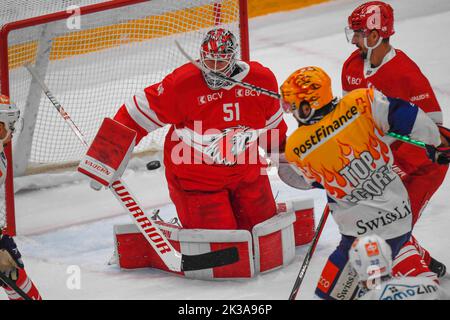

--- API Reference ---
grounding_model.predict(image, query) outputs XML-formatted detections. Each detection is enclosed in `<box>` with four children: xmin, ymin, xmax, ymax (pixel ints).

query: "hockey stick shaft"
<box><xmin>25</xmin><ymin>64</ymin><xmax>238</xmax><ymax>272</ymax></box>
<box><xmin>24</xmin><ymin>65</ymin><xmax>89</xmax><ymax>147</ymax></box>
<box><xmin>0</xmin><ymin>272</ymin><xmax>32</xmax><ymax>300</ymax></box>
<box><xmin>387</xmin><ymin>132</ymin><xmax>426</xmax><ymax>148</ymax></box>
<box><xmin>289</xmin><ymin>204</ymin><xmax>330</xmax><ymax>300</ymax></box>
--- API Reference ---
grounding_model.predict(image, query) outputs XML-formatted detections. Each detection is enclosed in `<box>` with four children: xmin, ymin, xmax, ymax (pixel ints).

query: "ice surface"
<box><xmin>6</xmin><ymin>0</ymin><xmax>450</xmax><ymax>300</ymax></box>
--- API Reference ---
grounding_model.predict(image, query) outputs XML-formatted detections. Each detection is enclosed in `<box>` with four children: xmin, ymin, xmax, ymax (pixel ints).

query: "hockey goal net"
<box><xmin>0</xmin><ymin>0</ymin><xmax>249</xmax><ymax>235</ymax></box>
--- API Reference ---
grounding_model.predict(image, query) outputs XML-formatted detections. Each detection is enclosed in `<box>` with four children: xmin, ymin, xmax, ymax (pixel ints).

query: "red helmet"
<box><xmin>200</xmin><ymin>28</ymin><xmax>238</xmax><ymax>90</ymax></box>
<box><xmin>348</xmin><ymin>1</ymin><xmax>395</xmax><ymax>38</ymax></box>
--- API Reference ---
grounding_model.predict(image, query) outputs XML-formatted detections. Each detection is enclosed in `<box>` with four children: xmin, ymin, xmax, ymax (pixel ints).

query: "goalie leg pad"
<box><xmin>252</xmin><ymin>212</ymin><xmax>296</xmax><ymax>273</ymax></box>
<box><xmin>277</xmin><ymin>199</ymin><xmax>315</xmax><ymax>246</ymax></box>
<box><xmin>113</xmin><ymin>223</ymin><xmax>182</xmax><ymax>274</ymax></box>
<box><xmin>114</xmin><ymin>197</ymin><xmax>315</xmax><ymax>278</ymax></box>
<box><xmin>178</xmin><ymin>229</ymin><xmax>254</xmax><ymax>280</ymax></box>
<box><xmin>114</xmin><ymin>223</ymin><xmax>254</xmax><ymax>280</ymax></box>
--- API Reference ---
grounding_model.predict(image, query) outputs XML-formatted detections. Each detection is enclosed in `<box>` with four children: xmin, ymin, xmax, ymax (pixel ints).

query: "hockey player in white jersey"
<box><xmin>0</xmin><ymin>95</ymin><xmax>41</xmax><ymax>300</ymax></box>
<box><xmin>349</xmin><ymin>234</ymin><xmax>448</xmax><ymax>300</ymax></box>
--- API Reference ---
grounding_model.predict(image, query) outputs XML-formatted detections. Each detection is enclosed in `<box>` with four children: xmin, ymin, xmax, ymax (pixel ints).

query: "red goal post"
<box><xmin>0</xmin><ymin>0</ymin><xmax>249</xmax><ymax>235</ymax></box>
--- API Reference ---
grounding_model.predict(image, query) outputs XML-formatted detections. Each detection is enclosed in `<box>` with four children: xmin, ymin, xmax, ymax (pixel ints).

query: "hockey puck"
<box><xmin>146</xmin><ymin>160</ymin><xmax>161</xmax><ymax>170</ymax></box>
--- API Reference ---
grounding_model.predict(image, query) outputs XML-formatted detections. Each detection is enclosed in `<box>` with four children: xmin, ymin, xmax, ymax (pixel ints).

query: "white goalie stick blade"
<box><xmin>25</xmin><ymin>63</ymin><xmax>239</xmax><ymax>274</ymax></box>
<box><xmin>174</xmin><ymin>40</ymin><xmax>281</xmax><ymax>100</ymax></box>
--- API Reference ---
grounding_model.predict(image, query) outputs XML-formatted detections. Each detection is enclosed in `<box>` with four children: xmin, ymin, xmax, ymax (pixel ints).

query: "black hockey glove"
<box><xmin>426</xmin><ymin>144</ymin><xmax>450</xmax><ymax>165</ymax></box>
<box><xmin>426</xmin><ymin>125</ymin><xmax>450</xmax><ymax>165</ymax></box>
<box><xmin>0</xmin><ymin>233</ymin><xmax>24</xmax><ymax>282</ymax></box>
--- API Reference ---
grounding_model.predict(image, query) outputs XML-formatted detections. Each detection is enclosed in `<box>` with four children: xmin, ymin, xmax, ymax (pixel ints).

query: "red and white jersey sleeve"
<box><xmin>258</xmin><ymin>68</ymin><xmax>287</xmax><ymax>153</ymax></box>
<box><xmin>341</xmin><ymin>48</ymin><xmax>442</xmax><ymax>124</ymax></box>
<box><xmin>113</xmin><ymin>67</ymin><xmax>187</xmax><ymax>144</ymax></box>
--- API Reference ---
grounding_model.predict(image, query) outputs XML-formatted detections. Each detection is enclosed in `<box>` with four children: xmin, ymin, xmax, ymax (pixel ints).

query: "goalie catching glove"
<box><xmin>78</xmin><ymin>118</ymin><xmax>136</xmax><ymax>189</ymax></box>
<box><xmin>426</xmin><ymin>125</ymin><xmax>450</xmax><ymax>165</ymax></box>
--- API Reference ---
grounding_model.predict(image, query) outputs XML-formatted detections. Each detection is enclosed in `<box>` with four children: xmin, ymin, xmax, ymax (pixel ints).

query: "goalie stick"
<box><xmin>25</xmin><ymin>64</ymin><xmax>239</xmax><ymax>273</ymax></box>
<box><xmin>0</xmin><ymin>272</ymin><xmax>32</xmax><ymax>300</ymax></box>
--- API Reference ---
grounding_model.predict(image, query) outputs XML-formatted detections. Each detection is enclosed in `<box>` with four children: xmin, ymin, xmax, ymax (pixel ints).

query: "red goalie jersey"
<box><xmin>114</xmin><ymin>61</ymin><xmax>287</xmax><ymax>190</ymax></box>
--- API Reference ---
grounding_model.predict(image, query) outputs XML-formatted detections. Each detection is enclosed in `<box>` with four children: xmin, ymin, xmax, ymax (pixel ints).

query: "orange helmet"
<box><xmin>280</xmin><ymin>66</ymin><xmax>334</xmax><ymax>124</ymax></box>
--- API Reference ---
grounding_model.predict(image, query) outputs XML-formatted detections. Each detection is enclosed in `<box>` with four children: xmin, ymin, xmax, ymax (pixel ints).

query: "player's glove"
<box><xmin>426</xmin><ymin>144</ymin><xmax>450</xmax><ymax>164</ymax></box>
<box><xmin>0</xmin><ymin>233</ymin><xmax>24</xmax><ymax>282</ymax></box>
<box><xmin>426</xmin><ymin>125</ymin><xmax>450</xmax><ymax>165</ymax></box>
<box><xmin>438</xmin><ymin>125</ymin><xmax>450</xmax><ymax>144</ymax></box>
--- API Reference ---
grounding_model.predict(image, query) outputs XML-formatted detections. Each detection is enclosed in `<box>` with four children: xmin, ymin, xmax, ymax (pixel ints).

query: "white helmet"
<box><xmin>0</xmin><ymin>94</ymin><xmax>20</xmax><ymax>138</ymax></box>
<box><xmin>349</xmin><ymin>234</ymin><xmax>392</xmax><ymax>282</ymax></box>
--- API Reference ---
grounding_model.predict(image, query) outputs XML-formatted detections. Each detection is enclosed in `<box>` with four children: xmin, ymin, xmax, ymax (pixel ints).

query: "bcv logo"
<box><xmin>198</xmin><ymin>92</ymin><xmax>223</xmax><ymax>105</ymax></box>
<box><xmin>236</xmin><ymin>88</ymin><xmax>261</xmax><ymax>97</ymax></box>
<box><xmin>346</xmin><ymin>75</ymin><xmax>362</xmax><ymax>86</ymax></box>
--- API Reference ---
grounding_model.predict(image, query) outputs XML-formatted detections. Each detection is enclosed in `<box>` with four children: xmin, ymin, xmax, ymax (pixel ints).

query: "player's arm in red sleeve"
<box><xmin>341</xmin><ymin>63</ymin><xmax>351</xmax><ymax>95</ymax></box>
<box><xmin>404</xmin><ymin>70</ymin><xmax>443</xmax><ymax>125</ymax></box>
<box><xmin>259</xmin><ymin>68</ymin><xmax>287</xmax><ymax>153</ymax></box>
<box><xmin>341</xmin><ymin>55</ymin><xmax>354</xmax><ymax>96</ymax></box>
<box><xmin>113</xmin><ymin>71</ymin><xmax>184</xmax><ymax>144</ymax></box>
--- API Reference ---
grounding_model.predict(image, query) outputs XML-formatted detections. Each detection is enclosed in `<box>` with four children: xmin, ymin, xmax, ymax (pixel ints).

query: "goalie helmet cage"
<box><xmin>0</xmin><ymin>0</ymin><xmax>249</xmax><ymax>235</ymax></box>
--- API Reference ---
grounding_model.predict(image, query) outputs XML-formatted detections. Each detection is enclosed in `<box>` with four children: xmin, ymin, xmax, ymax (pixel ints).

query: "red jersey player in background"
<box><xmin>0</xmin><ymin>95</ymin><xmax>41</xmax><ymax>300</ymax></box>
<box><xmin>113</xmin><ymin>28</ymin><xmax>287</xmax><ymax>231</ymax></box>
<box><xmin>342</xmin><ymin>1</ymin><xmax>448</xmax><ymax>278</ymax></box>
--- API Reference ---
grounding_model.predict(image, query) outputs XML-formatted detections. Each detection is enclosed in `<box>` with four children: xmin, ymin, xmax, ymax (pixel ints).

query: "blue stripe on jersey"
<box><xmin>387</xmin><ymin>97</ymin><xmax>419</xmax><ymax>136</ymax></box>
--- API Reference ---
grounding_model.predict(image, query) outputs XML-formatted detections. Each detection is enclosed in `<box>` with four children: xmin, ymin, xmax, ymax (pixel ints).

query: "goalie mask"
<box><xmin>200</xmin><ymin>28</ymin><xmax>238</xmax><ymax>90</ymax></box>
<box><xmin>349</xmin><ymin>234</ymin><xmax>393</xmax><ymax>285</ymax></box>
<box><xmin>0</xmin><ymin>94</ymin><xmax>20</xmax><ymax>143</ymax></box>
<box><xmin>280</xmin><ymin>66</ymin><xmax>335</xmax><ymax>125</ymax></box>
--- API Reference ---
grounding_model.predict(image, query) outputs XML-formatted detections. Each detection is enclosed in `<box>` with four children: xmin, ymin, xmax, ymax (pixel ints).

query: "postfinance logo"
<box><xmin>292</xmin><ymin>106</ymin><xmax>358</xmax><ymax>158</ymax></box>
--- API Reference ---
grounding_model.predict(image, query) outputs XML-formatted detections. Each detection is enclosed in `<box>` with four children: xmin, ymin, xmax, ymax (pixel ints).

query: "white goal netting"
<box><xmin>0</xmin><ymin>0</ymin><xmax>246</xmax><ymax>232</ymax></box>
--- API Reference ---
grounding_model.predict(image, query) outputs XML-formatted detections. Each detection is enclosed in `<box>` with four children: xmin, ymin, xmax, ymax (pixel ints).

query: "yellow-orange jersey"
<box><xmin>285</xmin><ymin>88</ymin><xmax>441</xmax><ymax>239</ymax></box>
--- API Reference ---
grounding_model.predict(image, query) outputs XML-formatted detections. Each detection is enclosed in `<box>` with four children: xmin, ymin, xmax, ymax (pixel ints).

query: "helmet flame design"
<box><xmin>280</xmin><ymin>66</ymin><xmax>333</xmax><ymax>124</ymax></box>
<box><xmin>347</xmin><ymin>1</ymin><xmax>395</xmax><ymax>39</ymax></box>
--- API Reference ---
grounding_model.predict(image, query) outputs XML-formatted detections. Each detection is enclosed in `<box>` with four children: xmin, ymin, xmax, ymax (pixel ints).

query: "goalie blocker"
<box><xmin>113</xmin><ymin>199</ymin><xmax>315</xmax><ymax>279</ymax></box>
<box><xmin>78</xmin><ymin>117</ymin><xmax>136</xmax><ymax>187</ymax></box>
